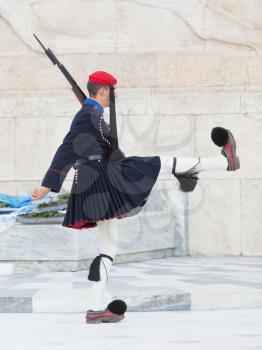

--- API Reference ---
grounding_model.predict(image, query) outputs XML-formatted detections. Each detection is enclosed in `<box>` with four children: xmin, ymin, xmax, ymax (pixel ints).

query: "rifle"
<box><xmin>33</xmin><ymin>34</ymin><xmax>125</xmax><ymax>161</ymax></box>
<box><xmin>33</xmin><ymin>33</ymin><xmax>86</xmax><ymax>105</ymax></box>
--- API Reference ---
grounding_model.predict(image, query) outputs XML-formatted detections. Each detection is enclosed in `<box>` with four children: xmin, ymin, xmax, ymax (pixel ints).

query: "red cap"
<box><xmin>88</xmin><ymin>71</ymin><xmax>117</xmax><ymax>86</ymax></box>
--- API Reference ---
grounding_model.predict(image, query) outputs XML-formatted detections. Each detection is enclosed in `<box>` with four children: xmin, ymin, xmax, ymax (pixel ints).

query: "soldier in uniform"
<box><xmin>32</xmin><ymin>70</ymin><xmax>240</xmax><ymax>323</ymax></box>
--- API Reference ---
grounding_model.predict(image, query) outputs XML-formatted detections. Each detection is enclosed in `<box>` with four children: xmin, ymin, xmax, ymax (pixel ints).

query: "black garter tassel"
<box><xmin>88</xmin><ymin>254</ymin><xmax>114</xmax><ymax>281</ymax></box>
<box><xmin>172</xmin><ymin>158</ymin><xmax>200</xmax><ymax>192</ymax></box>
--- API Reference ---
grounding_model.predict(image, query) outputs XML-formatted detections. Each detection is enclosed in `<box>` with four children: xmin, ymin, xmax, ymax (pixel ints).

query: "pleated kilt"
<box><xmin>62</xmin><ymin>155</ymin><xmax>161</xmax><ymax>229</ymax></box>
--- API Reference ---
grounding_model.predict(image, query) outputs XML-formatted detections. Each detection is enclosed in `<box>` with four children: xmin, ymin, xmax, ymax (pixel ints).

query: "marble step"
<box><xmin>0</xmin><ymin>288</ymin><xmax>190</xmax><ymax>313</ymax></box>
<box><xmin>35</xmin><ymin>288</ymin><xmax>190</xmax><ymax>313</ymax></box>
<box><xmin>1</xmin><ymin>285</ymin><xmax>262</xmax><ymax>313</ymax></box>
<box><xmin>1</xmin><ymin>256</ymin><xmax>262</xmax><ymax>313</ymax></box>
<box><xmin>0</xmin><ymin>202</ymin><xmax>186</xmax><ymax>272</ymax></box>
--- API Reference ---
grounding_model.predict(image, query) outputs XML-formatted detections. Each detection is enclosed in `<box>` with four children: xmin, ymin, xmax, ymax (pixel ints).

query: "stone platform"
<box><xmin>0</xmin><ymin>189</ymin><xmax>187</xmax><ymax>272</ymax></box>
<box><xmin>0</xmin><ymin>256</ymin><xmax>261</xmax><ymax>313</ymax></box>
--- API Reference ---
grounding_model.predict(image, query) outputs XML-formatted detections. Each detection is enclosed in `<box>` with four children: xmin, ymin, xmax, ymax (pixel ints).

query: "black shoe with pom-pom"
<box><xmin>85</xmin><ymin>299</ymin><xmax>127</xmax><ymax>324</ymax></box>
<box><xmin>211</xmin><ymin>127</ymin><xmax>240</xmax><ymax>171</ymax></box>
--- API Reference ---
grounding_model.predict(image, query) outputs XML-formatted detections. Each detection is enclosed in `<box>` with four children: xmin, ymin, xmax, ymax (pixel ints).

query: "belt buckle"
<box><xmin>73</xmin><ymin>158</ymin><xmax>87</xmax><ymax>170</ymax></box>
<box><xmin>73</xmin><ymin>155</ymin><xmax>103</xmax><ymax>169</ymax></box>
<box><xmin>88</xmin><ymin>155</ymin><xmax>101</xmax><ymax>161</ymax></box>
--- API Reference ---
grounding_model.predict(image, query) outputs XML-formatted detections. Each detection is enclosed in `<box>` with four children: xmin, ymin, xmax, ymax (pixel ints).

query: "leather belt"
<box><xmin>73</xmin><ymin>154</ymin><xmax>106</xmax><ymax>170</ymax></box>
<box><xmin>85</xmin><ymin>155</ymin><xmax>104</xmax><ymax>161</ymax></box>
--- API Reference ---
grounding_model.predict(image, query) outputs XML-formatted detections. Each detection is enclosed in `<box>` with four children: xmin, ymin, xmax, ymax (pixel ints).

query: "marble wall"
<box><xmin>0</xmin><ymin>0</ymin><xmax>261</xmax><ymax>256</ymax></box>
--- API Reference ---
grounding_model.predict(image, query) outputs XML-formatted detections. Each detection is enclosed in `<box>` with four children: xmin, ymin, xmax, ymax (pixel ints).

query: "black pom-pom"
<box><xmin>107</xmin><ymin>299</ymin><xmax>127</xmax><ymax>315</ymax></box>
<box><xmin>211</xmin><ymin>127</ymin><xmax>229</xmax><ymax>147</ymax></box>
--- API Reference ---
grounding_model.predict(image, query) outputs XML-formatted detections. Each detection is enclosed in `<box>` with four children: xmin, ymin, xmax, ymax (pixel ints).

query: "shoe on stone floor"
<box><xmin>86</xmin><ymin>299</ymin><xmax>127</xmax><ymax>324</ymax></box>
<box><xmin>85</xmin><ymin>309</ymin><xmax>125</xmax><ymax>324</ymax></box>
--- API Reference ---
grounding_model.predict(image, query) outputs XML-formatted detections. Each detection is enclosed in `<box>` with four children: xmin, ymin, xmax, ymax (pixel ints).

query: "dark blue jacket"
<box><xmin>41</xmin><ymin>99</ymin><xmax>111</xmax><ymax>193</ymax></box>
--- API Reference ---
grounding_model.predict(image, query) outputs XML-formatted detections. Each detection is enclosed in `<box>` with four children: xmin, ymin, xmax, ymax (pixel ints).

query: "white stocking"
<box><xmin>88</xmin><ymin>218</ymin><xmax>119</xmax><ymax>311</ymax></box>
<box><xmin>159</xmin><ymin>154</ymin><xmax>228</xmax><ymax>175</ymax></box>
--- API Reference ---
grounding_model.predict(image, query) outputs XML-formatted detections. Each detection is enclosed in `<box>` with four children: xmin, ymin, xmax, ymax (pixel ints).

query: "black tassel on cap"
<box><xmin>107</xmin><ymin>299</ymin><xmax>127</xmax><ymax>315</ymax></box>
<box><xmin>211</xmin><ymin>127</ymin><xmax>229</xmax><ymax>147</ymax></box>
<box><xmin>108</xmin><ymin>86</ymin><xmax>119</xmax><ymax>160</ymax></box>
<box><xmin>87</xmin><ymin>254</ymin><xmax>113</xmax><ymax>281</ymax></box>
<box><xmin>107</xmin><ymin>86</ymin><xmax>127</xmax><ymax>162</ymax></box>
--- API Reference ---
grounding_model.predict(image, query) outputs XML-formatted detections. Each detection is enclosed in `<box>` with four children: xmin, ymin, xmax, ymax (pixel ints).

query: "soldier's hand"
<box><xmin>31</xmin><ymin>186</ymin><xmax>51</xmax><ymax>201</ymax></box>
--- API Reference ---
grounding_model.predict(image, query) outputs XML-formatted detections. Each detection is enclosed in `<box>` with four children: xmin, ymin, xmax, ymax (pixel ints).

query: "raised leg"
<box><xmin>158</xmin><ymin>127</ymin><xmax>240</xmax><ymax>192</ymax></box>
<box><xmin>159</xmin><ymin>154</ymin><xmax>228</xmax><ymax>176</ymax></box>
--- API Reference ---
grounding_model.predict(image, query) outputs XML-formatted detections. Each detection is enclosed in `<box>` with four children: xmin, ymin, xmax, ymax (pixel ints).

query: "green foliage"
<box><xmin>18</xmin><ymin>211</ymin><xmax>65</xmax><ymax>218</ymax></box>
<box><xmin>37</xmin><ymin>192</ymin><xmax>70</xmax><ymax>208</ymax></box>
<box><xmin>0</xmin><ymin>202</ymin><xmax>10</xmax><ymax>208</ymax></box>
<box><xmin>16</xmin><ymin>192</ymin><xmax>69</xmax><ymax>219</ymax></box>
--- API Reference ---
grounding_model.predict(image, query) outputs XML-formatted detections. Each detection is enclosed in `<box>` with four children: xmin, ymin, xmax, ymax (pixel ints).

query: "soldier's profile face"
<box><xmin>96</xmin><ymin>84</ymin><xmax>118</xmax><ymax>107</ymax></box>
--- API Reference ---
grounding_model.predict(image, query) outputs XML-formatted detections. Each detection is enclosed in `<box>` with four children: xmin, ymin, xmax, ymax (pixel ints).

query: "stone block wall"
<box><xmin>0</xmin><ymin>0</ymin><xmax>261</xmax><ymax>256</ymax></box>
